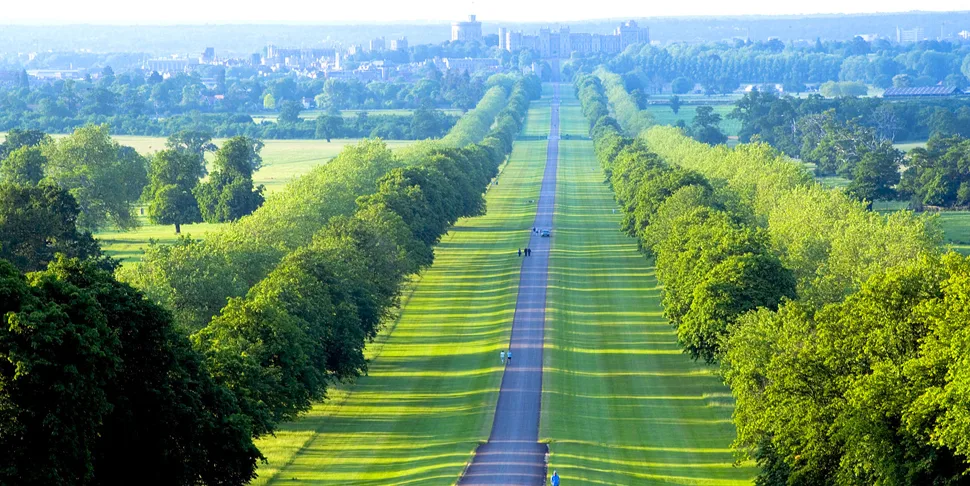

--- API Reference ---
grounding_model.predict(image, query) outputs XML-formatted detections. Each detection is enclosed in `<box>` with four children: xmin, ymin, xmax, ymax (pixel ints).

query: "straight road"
<box><xmin>459</xmin><ymin>84</ymin><xmax>561</xmax><ymax>486</ymax></box>
<box><xmin>538</xmin><ymin>88</ymin><xmax>755</xmax><ymax>484</ymax></box>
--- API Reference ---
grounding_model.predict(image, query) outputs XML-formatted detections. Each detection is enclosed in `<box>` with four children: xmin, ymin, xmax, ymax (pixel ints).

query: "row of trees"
<box><xmin>1</xmin><ymin>74</ymin><xmax>539</xmax><ymax>484</ymax></box>
<box><xmin>577</xmin><ymin>73</ymin><xmax>970</xmax><ymax>483</ymax></box>
<box><xmin>610</xmin><ymin>39</ymin><xmax>970</xmax><ymax>95</ymax></box>
<box><xmin>120</xmin><ymin>74</ymin><xmax>540</xmax><ymax>333</ymax></box>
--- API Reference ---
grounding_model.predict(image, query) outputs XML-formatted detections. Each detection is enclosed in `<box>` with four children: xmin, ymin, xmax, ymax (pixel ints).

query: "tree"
<box><xmin>671</xmin><ymin>77</ymin><xmax>693</xmax><ymax>94</ymax></box>
<box><xmin>0</xmin><ymin>183</ymin><xmax>109</xmax><ymax>272</ymax></box>
<box><xmin>193</xmin><ymin>137</ymin><xmax>265</xmax><ymax>222</ymax></box>
<box><xmin>679</xmin><ymin>252</ymin><xmax>796</xmax><ymax>362</ymax></box>
<box><xmin>962</xmin><ymin>54</ymin><xmax>970</xmax><ymax>84</ymax></box>
<box><xmin>892</xmin><ymin>73</ymin><xmax>913</xmax><ymax>88</ymax></box>
<box><xmin>898</xmin><ymin>135</ymin><xmax>970</xmax><ymax>208</ymax></box>
<box><xmin>277</xmin><ymin>100</ymin><xmax>302</xmax><ymax>124</ymax></box>
<box><xmin>144</xmin><ymin>150</ymin><xmax>206</xmax><ymax>234</ymax></box>
<box><xmin>0</xmin><ymin>257</ymin><xmax>261</xmax><ymax>485</ymax></box>
<box><xmin>669</xmin><ymin>95</ymin><xmax>682</xmax><ymax>114</ymax></box>
<box><xmin>846</xmin><ymin>144</ymin><xmax>903</xmax><ymax>203</ymax></box>
<box><xmin>165</xmin><ymin>130</ymin><xmax>216</xmax><ymax>162</ymax></box>
<box><xmin>0</xmin><ymin>129</ymin><xmax>50</xmax><ymax>160</ymax></box>
<box><xmin>0</xmin><ymin>146</ymin><xmax>46</xmax><ymax>185</ymax></box>
<box><xmin>410</xmin><ymin>107</ymin><xmax>443</xmax><ymax>139</ymax></box>
<box><xmin>41</xmin><ymin>125</ymin><xmax>147</xmax><ymax>231</ymax></box>
<box><xmin>262</xmin><ymin>92</ymin><xmax>276</xmax><ymax>110</ymax></box>
<box><xmin>314</xmin><ymin>115</ymin><xmax>344</xmax><ymax>142</ymax></box>
<box><xmin>689</xmin><ymin>106</ymin><xmax>727</xmax><ymax>145</ymax></box>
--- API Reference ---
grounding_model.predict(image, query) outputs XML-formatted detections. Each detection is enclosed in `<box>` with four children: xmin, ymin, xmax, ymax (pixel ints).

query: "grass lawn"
<box><xmin>538</xmin><ymin>93</ymin><xmax>755</xmax><ymax>484</ymax></box>
<box><xmin>893</xmin><ymin>140</ymin><xmax>927</xmax><ymax>152</ymax></box>
<box><xmin>108</xmin><ymin>136</ymin><xmax>415</xmax><ymax>194</ymax></box>
<box><xmin>644</xmin><ymin>105</ymin><xmax>741</xmax><ymax>137</ymax></box>
<box><xmin>89</xmin><ymin>137</ymin><xmax>415</xmax><ymax>263</ymax></box>
<box><xmin>937</xmin><ymin>211</ymin><xmax>970</xmax><ymax>255</ymax></box>
<box><xmin>249</xmin><ymin>101</ymin><xmax>553</xmax><ymax>485</ymax></box>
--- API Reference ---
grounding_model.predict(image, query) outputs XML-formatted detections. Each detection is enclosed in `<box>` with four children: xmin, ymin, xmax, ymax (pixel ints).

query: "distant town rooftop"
<box><xmin>882</xmin><ymin>86</ymin><xmax>963</xmax><ymax>97</ymax></box>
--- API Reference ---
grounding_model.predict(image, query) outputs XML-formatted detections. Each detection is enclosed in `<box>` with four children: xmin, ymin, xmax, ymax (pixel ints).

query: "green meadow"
<box><xmin>249</xmin><ymin>101</ymin><xmax>553</xmax><ymax>485</ymax></box>
<box><xmin>539</xmin><ymin>95</ymin><xmax>755</xmax><ymax>484</ymax></box>
<box><xmin>89</xmin><ymin>137</ymin><xmax>415</xmax><ymax>263</ymax></box>
<box><xmin>644</xmin><ymin>104</ymin><xmax>741</xmax><ymax>137</ymax></box>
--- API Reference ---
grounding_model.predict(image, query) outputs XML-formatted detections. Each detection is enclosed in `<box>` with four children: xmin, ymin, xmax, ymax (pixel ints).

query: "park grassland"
<box><xmin>539</xmin><ymin>93</ymin><xmax>755</xmax><ymax>484</ymax></box>
<box><xmin>644</xmin><ymin>104</ymin><xmax>741</xmax><ymax>137</ymax></box>
<box><xmin>249</xmin><ymin>101</ymin><xmax>553</xmax><ymax>485</ymax></box>
<box><xmin>91</xmin><ymin>137</ymin><xmax>415</xmax><ymax>263</ymax></box>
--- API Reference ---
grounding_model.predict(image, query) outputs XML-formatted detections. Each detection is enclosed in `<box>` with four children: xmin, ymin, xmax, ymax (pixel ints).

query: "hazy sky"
<box><xmin>4</xmin><ymin>0</ymin><xmax>968</xmax><ymax>24</ymax></box>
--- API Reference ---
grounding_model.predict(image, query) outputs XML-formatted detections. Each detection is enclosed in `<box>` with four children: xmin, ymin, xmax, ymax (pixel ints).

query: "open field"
<box><xmin>539</xmin><ymin>94</ymin><xmax>754</xmax><ymax>484</ymax></box>
<box><xmin>88</xmin><ymin>137</ymin><xmax>415</xmax><ymax>263</ymax></box>
<box><xmin>937</xmin><ymin>211</ymin><xmax>970</xmax><ymax>255</ymax></box>
<box><xmin>110</xmin><ymin>136</ymin><xmax>416</xmax><ymax>194</ymax></box>
<box><xmin>249</xmin><ymin>101</ymin><xmax>552</xmax><ymax>485</ymax></box>
<box><xmin>644</xmin><ymin>104</ymin><xmax>741</xmax><ymax>137</ymax></box>
<box><xmin>893</xmin><ymin>140</ymin><xmax>927</xmax><ymax>152</ymax></box>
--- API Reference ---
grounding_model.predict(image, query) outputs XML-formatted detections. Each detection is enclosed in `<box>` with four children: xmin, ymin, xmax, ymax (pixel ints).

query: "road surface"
<box><xmin>459</xmin><ymin>84</ymin><xmax>560</xmax><ymax>486</ymax></box>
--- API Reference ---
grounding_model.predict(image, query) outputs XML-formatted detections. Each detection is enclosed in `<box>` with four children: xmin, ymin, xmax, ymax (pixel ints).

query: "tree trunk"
<box><xmin>175</xmin><ymin>223</ymin><xmax>181</xmax><ymax>234</ymax></box>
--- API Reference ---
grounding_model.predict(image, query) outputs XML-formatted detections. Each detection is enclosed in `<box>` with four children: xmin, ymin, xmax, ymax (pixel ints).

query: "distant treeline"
<box><xmin>0</xmin><ymin>63</ymin><xmax>496</xmax><ymax>137</ymax></box>
<box><xmin>573</xmin><ymin>37</ymin><xmax>970</xmax><ymax>94</ymax></box>
<box><xmin>576</xmin><ymin>72</ymin><xmax>970</xmax><ymax>485</ymax></box>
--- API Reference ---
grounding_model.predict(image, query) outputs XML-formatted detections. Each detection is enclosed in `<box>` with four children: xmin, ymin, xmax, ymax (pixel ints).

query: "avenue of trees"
<box><xmin>0</xmin><ymin>73</ymin><xmax>540</xmax><ymax>484</ymax></box>
<box><xmin>577</xmin><ymin>72</ymin><xmax>970</xmax><ymax>484</ymax></box>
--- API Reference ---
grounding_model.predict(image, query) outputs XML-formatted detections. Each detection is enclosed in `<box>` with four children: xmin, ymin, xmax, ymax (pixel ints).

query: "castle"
<box><xmin>499</xmin><ymin>20</ymin><xmax>650</xmax><ymax>57</ymax></box>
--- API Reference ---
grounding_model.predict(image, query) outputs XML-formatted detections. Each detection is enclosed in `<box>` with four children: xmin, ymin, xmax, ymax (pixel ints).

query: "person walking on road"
<box><xmin>507</xmin><ymin>350</ymin><xmax>512</xmax><ymax>364</ymax></box>
<box><xmin>551</xmin><ymin>470</ymin><xmax>560</xmax><ymax>486</ymax></box>
<box><xmin>518</xmin><ymin>248</ymin><xmax>522</xmax><ymax>257</ymax></box>
<box><xmin>500</xmin><ymin>350</ymin><xmax>505</xmax><ymax>364</ymax></box>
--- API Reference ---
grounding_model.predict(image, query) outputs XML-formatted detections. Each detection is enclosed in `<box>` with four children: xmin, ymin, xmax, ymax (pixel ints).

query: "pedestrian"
<box><xmin>533</xmin><ymin>226</ymin><xmax>536</xmax><ymax>234</ymax></box>
<box><xmin>551</xmin><ymin>469</ymin><xmax>560</xmax><ymax>486</ymax></box>
<box><xmin>518</xmin><ymin>248</ymin><xmax>522</xmax><ymax>257</ymax></box>
<box><xmin>507</xmin><ymin>350</ymin><xmax>512</xmax><ymax>363</ymax></box>
<box><xmin>500</xmin><ymin>350</ymin><xmax>505</xmax><ymax>363</ymax></box>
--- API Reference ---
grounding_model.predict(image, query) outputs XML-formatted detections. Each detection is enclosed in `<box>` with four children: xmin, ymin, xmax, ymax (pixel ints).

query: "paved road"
<box><xmin>459</xmin><ymin>84</ymin><xmax>560</xmax><ymax>486</ymax></box>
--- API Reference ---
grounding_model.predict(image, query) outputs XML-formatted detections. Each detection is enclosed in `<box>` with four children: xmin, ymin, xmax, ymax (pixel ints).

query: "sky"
<box><xmin>3</xmin><ymin>0</ymin><xmax>968</xmax><ymax>24</ymax></box>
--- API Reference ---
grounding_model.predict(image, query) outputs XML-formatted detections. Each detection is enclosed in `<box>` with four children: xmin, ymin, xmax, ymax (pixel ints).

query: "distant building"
<box><xmin>144</xmin><ymin>58</ymin><xmax>198</xmax><ymax>73</ymax></box>
<box><xmin>390</xmin><ymin>37</ymin><xmax>408</xmax><ymax>51</ymax></box>
<box><xmin>897</xmin><ymin>27</ymin><xmax>924</xmax><ymax>43</ymax></box>
<box><xmin>614</xmin><ymin>20</ymin><xmax>650</xmax><ymax>49</ymax></box>
<box><xmin>498</xmin><ymin>28</ymin><xmax>508</xmax><ymax>50</ymax></box>
<box><xmin>452</xmin><ymin>15</ymin><xmax>483</xmax><ymax>43</ymax></box>
<box><xmin>201</xmin><ymin>47</ymin><xmax>215</xmax><ymax>63</ymax></box>
<box><xmin>960</xmin><ymin>30</ymin><xmax>970</xmax><ymax>40</ymax></box>
<box><xmin>439</xmin><ymin>57</ymin><xmax>500</xmax><ymax>73</ymax></box>
<box><xmin>883</xmin><ymin>86</ymin><xmax>963</xmax><ymax>98</ymax></box>
<box><xmin>370</xmin><ymin>37</ymin><xmax>386</xmax><ymax>51</ymax></box>
<box><xmin>249</xmin><ymin>53</ymin><xmax>262</xmax><ymax>66</ymax></box>
<box><xmin>265</xmin><ymin>46</ymin><xmax>335</xmax><ymax>68</ymax></box>
<box><xmin>501</xmin><ymin>19</ymin><xmax>646</xmax><ymax>58</ymax></box>
<box><xmin>26</xmin><ymin>69</ymin><xmax>85</xmax><ymax>80</ymax></box>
